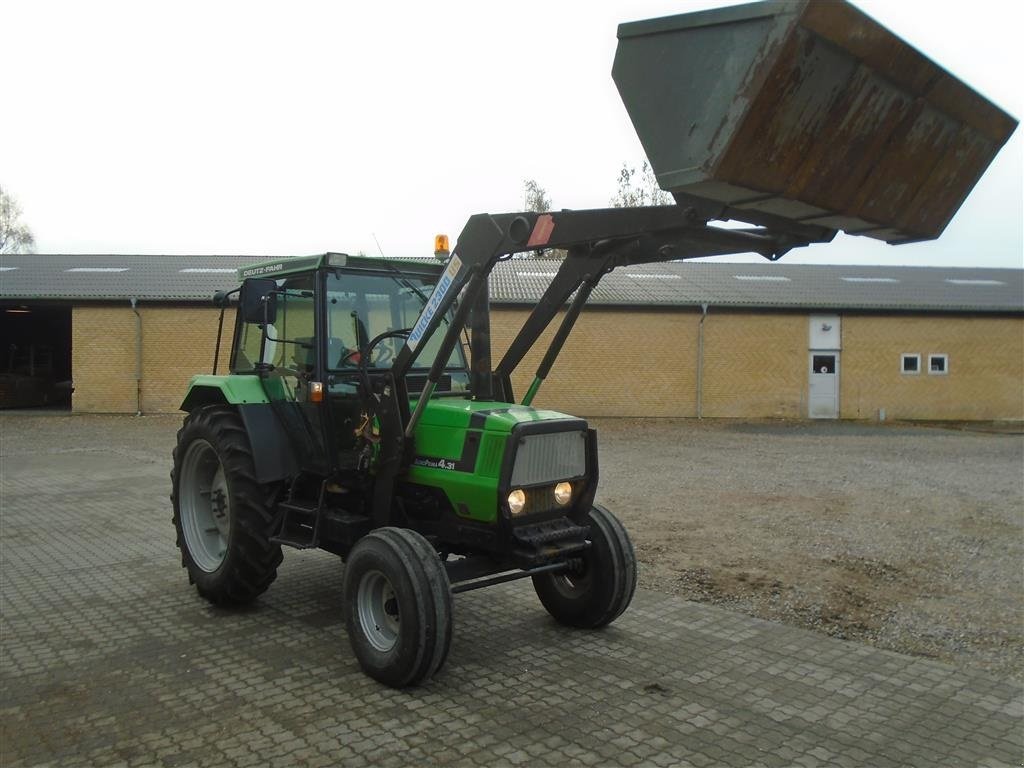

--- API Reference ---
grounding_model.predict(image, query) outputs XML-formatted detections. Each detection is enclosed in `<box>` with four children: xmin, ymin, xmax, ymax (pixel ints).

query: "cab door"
<box><xmin>236</xmin><ymin>273</ymin><xmax>332</xmax><ymax>475</ymax></box>
<box><xmin>321</xmin><ymin>267</ymin><xmax>472</xmax><ymax>472</ymax></box>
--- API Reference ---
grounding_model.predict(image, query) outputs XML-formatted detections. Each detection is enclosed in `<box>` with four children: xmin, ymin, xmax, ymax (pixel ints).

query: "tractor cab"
<box><xmin>213</xmin><ymin>248</ymin><xmax>600</xmax><ymax>568</ymax></box>
<box><xmin>227</xmin><ymin>254</ymin><xmax>471</xmax><ymax>479</ymax></box>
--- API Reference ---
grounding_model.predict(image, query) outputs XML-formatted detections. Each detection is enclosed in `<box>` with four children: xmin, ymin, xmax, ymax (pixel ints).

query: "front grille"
<box><xmin>510</xmin><ymin>430</ymin><xmax>586</xmax><ymax>487</ymax></box>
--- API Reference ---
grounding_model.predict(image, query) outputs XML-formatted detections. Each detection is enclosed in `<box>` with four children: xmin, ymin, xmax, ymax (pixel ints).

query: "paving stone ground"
<box><xmin>1</xmin><ymin>421</ymin><xmax>1021</xmax><ymax>767</ymax></box>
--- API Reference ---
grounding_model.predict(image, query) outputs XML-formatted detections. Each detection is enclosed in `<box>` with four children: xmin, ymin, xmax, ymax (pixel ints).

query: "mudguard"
<box><xmin>180</xmin><ymin>376</ymin><xmax>298</xmax><ymax>484</ymax></box>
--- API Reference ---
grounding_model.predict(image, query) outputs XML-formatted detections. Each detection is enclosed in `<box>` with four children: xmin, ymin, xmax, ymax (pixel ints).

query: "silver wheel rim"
<box><xmin>179</xmin><ymin>439</ymin><xmax>230</xmax><ymax>573</ymax></box>
<box><xmin>356</xmin><ymin>570</ymin><xmax>400</xmax><ymax>652</ymax></box>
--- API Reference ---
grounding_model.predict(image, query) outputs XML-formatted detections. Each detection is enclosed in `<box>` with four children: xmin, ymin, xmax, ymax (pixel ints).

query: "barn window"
<box><xmin>812</xmin><ymin>354</ymin><xmax>836</xmax><ymax>374</ymax></box>
<box><xmin>928</xmin><ymin>354</ymin><xmax>949</xmax><ymax>375</ymax></box>
<box><xmin>901</xmin><ymin>354</ymin><xmax>920</xmax><ymax>374</ymax></box>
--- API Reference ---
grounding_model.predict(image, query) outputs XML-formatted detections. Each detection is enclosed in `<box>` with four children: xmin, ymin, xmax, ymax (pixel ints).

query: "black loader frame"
<box><xmin>371</xmin><ymin>202</ymin><xmax>835</xmax><ymax>522</ymax></box>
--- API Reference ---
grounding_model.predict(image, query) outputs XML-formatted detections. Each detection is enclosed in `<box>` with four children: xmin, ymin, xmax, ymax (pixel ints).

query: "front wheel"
<box><xmin>533</xmin><ymin>505</ymin><xmax>637</xmax><ymax>628</ymax></box>
<box><xmin>342</xmin><ymin>528</ymin><xmax>453</xmax><ymax>688</ymax></box>
<box><xmin>171</xmin><ymin>406</ymin><xmax>282</xmax><ymax>605</ymax></box>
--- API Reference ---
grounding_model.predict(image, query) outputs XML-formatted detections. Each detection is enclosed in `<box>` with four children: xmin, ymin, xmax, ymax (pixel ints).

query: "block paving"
<box><xmin>1</xmin><ymin>432</ymin><xmax>1021</xmax><ymax>766</ymax></box>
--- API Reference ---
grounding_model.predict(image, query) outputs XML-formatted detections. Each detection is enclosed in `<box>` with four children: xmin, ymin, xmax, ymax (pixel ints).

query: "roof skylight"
<box><xmin>733</xmin><ymin>275</ymin><xmax>790</xmax><ymax>282</ymax></box>
<box><xmin>945</xmin><ymin>278</ymin><xmax>1005</xmax><ymax>286</ymax></box>
<box><xmin>65</xmin><ymin>267</ymin><xmax>129</xmax><ymax>273</ymax></box>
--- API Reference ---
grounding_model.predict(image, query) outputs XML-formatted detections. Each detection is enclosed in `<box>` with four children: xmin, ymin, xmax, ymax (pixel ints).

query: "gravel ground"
<box><xmin>3</xmin><ymin>411</ymin><xmax>1021</xmax><ymax>682</ymax></box>
<box><xmin>595</xmin><ymin>418</ymin><xmax>1024</xmax><ymax>683</ymax></box>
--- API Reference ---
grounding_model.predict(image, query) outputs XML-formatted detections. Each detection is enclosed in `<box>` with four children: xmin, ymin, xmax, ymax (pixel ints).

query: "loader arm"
<box><xmin>392</xmin><ymin>204</ymin><xmax>836</xmax><ymax>432</ymax></box>
<box><xmin>493</xmin><ymin>211</ymin><xmax>835</xmax><ymax>398</ymax></box>
<box><xmin>359</xmin><ymin>204</ymin><xmax>835</xmax><ymax>523</ymax></box>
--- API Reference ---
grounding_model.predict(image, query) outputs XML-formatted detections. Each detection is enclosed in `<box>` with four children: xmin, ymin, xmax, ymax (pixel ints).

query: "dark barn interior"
<box><xmin>0</xmin><ymin>304</ymin><xmax>72</xmax><ymax>409</ymax></box>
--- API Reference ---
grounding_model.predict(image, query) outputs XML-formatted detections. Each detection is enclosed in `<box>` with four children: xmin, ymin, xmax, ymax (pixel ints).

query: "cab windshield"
<box><xmin>326</xmin><ymin>270</ymin><xmax>468</xmax><ymax>386</ymax></box>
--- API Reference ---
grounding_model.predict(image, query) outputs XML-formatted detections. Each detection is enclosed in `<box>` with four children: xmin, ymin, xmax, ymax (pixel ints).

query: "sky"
<box><xmin>3</xmin><ymin>0</ymin><xmax>1022</xmax><ymax>269</ymax></box>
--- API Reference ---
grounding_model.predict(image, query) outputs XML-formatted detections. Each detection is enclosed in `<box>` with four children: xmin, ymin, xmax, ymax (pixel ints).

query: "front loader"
<box><xmin>171</xmin><ymin>0</ymin><xmax>1015</xmax><ymax>687</ymax></box>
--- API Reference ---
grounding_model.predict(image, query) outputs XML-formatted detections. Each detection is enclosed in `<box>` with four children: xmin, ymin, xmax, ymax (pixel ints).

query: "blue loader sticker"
<box><xmin>406</xmin><ymin>255</ymin><xmax>462</xmax><ymax>352</ymax></box>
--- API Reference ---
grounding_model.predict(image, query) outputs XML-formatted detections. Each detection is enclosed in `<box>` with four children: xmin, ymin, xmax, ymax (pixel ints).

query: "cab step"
<box><xmin>270</xmin><ymin>501</ymin><xmax>321</xmax><ymax>549</ymax></box>
<box><xmin>271</xmin><ymin>500</ymin><xmax>372</xmax><ymax>550</ymax></box>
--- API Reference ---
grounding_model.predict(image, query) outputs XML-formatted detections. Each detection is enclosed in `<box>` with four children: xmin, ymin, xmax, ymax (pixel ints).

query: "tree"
<box><xmin>523</xmin><ymin>178</ymin><xmax>551</xmax><ymax>213</ymax></box>
<box><xmin>0</xmin><ymin>186</ymin><xmax>36</xmax><ymax>254</ymax></box>
<box><xmin>609</xmin><ymin>161</ymin><xmax>671</xmax><ymax>208</ymax></box>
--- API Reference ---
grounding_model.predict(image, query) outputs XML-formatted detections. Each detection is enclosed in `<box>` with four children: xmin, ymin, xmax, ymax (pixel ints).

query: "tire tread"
<box><xmin>533</xmin><ymin>504</ymin><xmax>637</xmax><ymax>629</ymax></box>
<box><xmin>171</xmin><ymin>406</ymin><xmax>282</xmax><ymax>605</ymax></box>
<box><xmin>343</xmin><ymin>527</ymin><xmax>452</xmax><ymax>688</ymax></box>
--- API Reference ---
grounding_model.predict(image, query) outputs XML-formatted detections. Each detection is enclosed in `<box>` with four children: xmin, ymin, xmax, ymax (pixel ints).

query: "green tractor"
<box><xmin>171</xmin><ymin>1</ymin><xmax>1014</xmax><ymax>687</ymax></box>
<box><xmin>170</xmin><ymin>206</ymin><xmax>830</xmax><ymax>687</ymax></box>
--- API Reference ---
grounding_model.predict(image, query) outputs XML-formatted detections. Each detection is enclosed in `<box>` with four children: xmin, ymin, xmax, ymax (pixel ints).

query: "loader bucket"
<box><xmin>612</xmin><ymin>0</ymin><xmax>1018</xmax><ymax>244</ymax></box>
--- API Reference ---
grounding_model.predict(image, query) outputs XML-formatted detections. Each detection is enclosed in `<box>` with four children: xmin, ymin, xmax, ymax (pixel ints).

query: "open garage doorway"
<box><xmin>0</xmin><ymin>304</ymin><xmax>72</xmax><ymax>409</ymax></box>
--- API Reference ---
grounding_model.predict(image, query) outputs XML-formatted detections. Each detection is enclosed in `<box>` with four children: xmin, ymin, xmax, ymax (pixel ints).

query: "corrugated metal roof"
<box><xmin>0</xmin><ymin>253</ymin><xmax>1021</xmax><ymax>313</ymax></box>
<box><xmin>0</xmin><ymin>254</ymin><xmax>255</xmax><ymax>301</ymax></box>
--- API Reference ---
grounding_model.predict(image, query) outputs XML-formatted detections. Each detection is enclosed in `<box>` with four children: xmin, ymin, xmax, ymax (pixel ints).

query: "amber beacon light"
<box><xmin>434</xmin><ymin>234</ymin><xmax>450</xmax><ymax>260</ymax></box>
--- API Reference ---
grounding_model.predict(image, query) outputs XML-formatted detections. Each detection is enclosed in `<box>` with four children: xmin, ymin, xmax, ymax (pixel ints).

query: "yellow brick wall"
<box><xmin>701</xmin><ymin>312</ymin><xmax>807</xmax><ymax>418</ymax></box>
<box><xmin>71</xmin><ymin>307</ymin><xmax>137</xmax><ymax>413</ymax></box>
<box><xmin>72</xmin><ymin>305</ymin><xmax>233</xmax><ymax>413</ymax></box>
<box><xmin>490</xmin><ymin>307</ymin><xmax>700</xmax><ymax>417</ymax></box>
<box><xmin>840</xmin><ymin>315</ymin><xmax>1024</xmax><ymax>421</ymax></box>
<box><xmin>72</xmin><ymin>304</ymin><xmax>1023</xmax><ymax>420</ymax></box>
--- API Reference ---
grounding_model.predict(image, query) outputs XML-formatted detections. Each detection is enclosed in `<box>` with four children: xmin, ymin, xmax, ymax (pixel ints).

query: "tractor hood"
<box><xmin>415</xmin><ymin>399</ymin><xmax>580</xmax><ymax>434</ymax></box>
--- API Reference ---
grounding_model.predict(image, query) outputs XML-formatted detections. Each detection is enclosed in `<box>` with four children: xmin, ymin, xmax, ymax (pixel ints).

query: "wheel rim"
<box><xmin>551</xmin><ymin>561</ymin><xmax>594</xmax><ymax>599</ymax></box>
<box><xmin>356</xmin><ymin>570</ymin><xmax>400</xmax><ymax>652</ymax></box>
<box><xmin>179</xmin><ymin>439</ymin><xmax>231</xmax><ymax>573</ymax></box>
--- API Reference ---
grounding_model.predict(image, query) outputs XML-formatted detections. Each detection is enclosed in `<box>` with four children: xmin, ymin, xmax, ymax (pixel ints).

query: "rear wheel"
<box><xmin>171</xmin><ymin>406</ymin><xmax>282</xmax><ymax>605</ymax></box>
<box><xmin>533</xmin><ymin>504</ymin><xmax>637</xmax><ymax>628</ymax></box>
<box><xmin>342</xmin><ymin>528</ymin><xmax>453</xmax><ymax>688</ymax></box>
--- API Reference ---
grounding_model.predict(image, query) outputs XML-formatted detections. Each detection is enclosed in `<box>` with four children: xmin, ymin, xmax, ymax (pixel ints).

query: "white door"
<box><xmin>808</xmin><ymin>352</ymin><xmax>839</xmax><ymax>419</ymax></box>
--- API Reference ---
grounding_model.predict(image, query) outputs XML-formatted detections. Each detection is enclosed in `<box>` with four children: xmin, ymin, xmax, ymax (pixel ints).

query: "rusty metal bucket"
<box><xmin>612</xmin><ymin>0</ymin><xmax>1017</xmax><ymax>244</ymax></box>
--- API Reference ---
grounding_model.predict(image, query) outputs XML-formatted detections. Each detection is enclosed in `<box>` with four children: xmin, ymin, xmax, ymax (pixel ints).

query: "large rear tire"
<box><xmin>533</xmin><ymin>504</ymin><xmax>637</xmax><ymax>628</ymax></box>
<box><xmin>342</xmin><ymin>528</ymin><xmax>453</xmax><ymax>688</ymax></box>
<box><xmin>171</xmin><ymin>406</ymin><xmax>282</xmax><ymax>605</ymax></box>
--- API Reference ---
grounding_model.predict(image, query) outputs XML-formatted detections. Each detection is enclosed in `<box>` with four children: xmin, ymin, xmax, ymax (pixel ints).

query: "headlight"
<box><xmin>507</xmin><ymin>489</ymin><xmax>526</xmax><ymax>515</ymax></box>
<box><xmin>554</xmin><ymin>482</ymin><xmax>572</xmax><ymax>506</ymax></box>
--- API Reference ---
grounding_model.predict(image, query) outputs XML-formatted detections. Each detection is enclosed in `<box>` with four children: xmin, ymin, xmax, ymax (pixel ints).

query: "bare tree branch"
<box><xmin>523</xmin><ymin>179</ymin><xmax>551</xmax><ymax>213</ymax></box>
<box><xmin>0</xmin><ymin>186</ymin><xmax>36</xmax><ymax>254</ymax></box>
<box><xmin>609</xmin><ymin>161</ymin><xmax>671</xmax><ymax>208</ymax></box>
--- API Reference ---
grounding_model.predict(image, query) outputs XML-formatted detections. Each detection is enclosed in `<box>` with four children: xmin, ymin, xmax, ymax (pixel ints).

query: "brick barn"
<box><xmin>1</xmin><ymin>254</ymin><xmax>1021</xmax><ymax>421</ymax></box>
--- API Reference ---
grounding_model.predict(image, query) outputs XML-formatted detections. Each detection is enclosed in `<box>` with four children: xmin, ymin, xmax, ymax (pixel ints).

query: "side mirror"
<box><xmin>240</xmin><ymin>278</ymin><xmax>278</xmax><ymax>325</ymax></box>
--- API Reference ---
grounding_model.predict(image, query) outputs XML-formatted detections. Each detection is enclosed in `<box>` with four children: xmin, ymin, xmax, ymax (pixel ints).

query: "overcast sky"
<box><xmin>3</xmin><ymin>0</ymin><xmax>1021</xmax><ymax>268</ymax></box>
